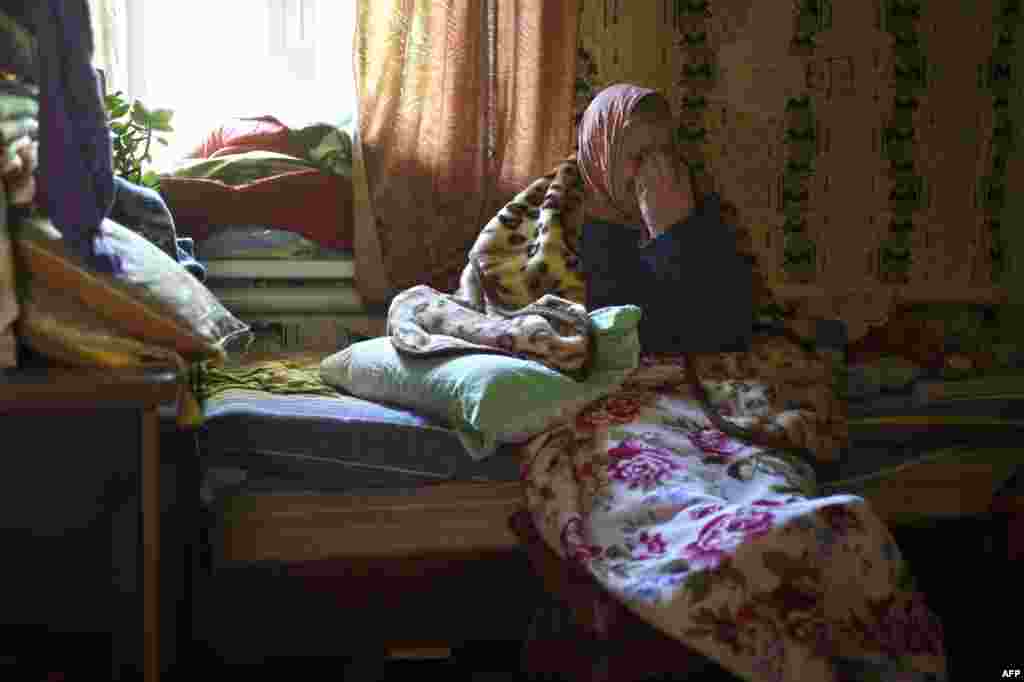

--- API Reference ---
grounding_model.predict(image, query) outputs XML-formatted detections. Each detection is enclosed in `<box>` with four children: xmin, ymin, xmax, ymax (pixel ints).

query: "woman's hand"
<box><xmin>635</xmin><ymin>151</ymin><xmax>692</xmax><ymax>239</ymax></box>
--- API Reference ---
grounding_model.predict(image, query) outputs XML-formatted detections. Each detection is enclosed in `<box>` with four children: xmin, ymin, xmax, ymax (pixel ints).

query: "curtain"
<box><xmin>87</xmin><ymin>0</ymin><xmax>117</xmax><ymax>80</ymax></box>
<box><xmin>352</xmin><ymin>0</ymin><xmax>579</xmax><ymax>306</ymax></box>
<box><xmin>86</xmin><ymin>0</ymin><xmax>129</xmax><ymax>95</ymax></box>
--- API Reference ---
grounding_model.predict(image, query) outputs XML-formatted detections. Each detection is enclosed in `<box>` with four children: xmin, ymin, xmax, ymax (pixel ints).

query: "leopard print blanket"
<box><xmin>388</xmin><ymin>285</ymin><xmax>592</xmax><ymax>373</ymax></box>
<box><xmin>455</xmin><ymin>157</ymin><xmax>586</xmax><ymax>313</ymax></box>
<box><xmin>388</xmin><ymin>157</ymin><xmax>593</xmax><ymax>372</ymax></box>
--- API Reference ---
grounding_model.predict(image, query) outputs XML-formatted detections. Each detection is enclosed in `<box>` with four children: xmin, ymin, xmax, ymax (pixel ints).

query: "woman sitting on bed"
<box><xmin>577</xmin><ymin>83</ymin><xmax>753</xmax><ymax>355</ymax></box>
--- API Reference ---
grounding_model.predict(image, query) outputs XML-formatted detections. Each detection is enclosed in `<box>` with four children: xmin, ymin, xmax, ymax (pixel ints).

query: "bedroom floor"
<box><xmin>172</xmin><ymin>517</ymin><xmax>1017</xmax><ymax>682</ymax></box>
<box><xmin>186</xmin><ymin>643</ymin><xmax>743</xmax><ymax>681</ymax></box>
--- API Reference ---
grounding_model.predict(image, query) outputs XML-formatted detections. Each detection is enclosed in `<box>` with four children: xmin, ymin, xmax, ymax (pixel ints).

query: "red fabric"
<box><xmin>186</xmin><ymin>115</ymin><xmax>307</xmax><ymax>160</ymax></box>
<box><xmin>160</xmin><ymin>169</ymin><xmax>354</xmax><ymax>251</ymax></box>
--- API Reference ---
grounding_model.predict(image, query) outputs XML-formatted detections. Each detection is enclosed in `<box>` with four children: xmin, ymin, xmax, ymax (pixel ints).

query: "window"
<box><xmin>91</xmin><ymin>0</ymin><xmax>357</xmax><ymax>171</ymax></box>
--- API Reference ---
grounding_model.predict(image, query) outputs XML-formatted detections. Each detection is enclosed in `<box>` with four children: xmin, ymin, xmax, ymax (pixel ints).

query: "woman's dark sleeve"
<box><xmin>581</xmin><ymin>196</ymin><xmax>753</xmax><ymax>354</ymax></box>
<box><xmin>637</xmin><ymin>193</ymin><xmax>753</xmax><ymax>353</ymax></box>
<box><xmin>580</xmin><ymin>219</ymin><xmax>647</xmax><ymax>311</ymax></box>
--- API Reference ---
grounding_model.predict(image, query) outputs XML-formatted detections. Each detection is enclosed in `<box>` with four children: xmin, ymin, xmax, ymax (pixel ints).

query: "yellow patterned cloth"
<box><xmin>456</xmin><ymin>157</ymin><xmax>586</xmax><ymax>313</ymax></box>
<box><xmin>196</xmin><ymin>352</ymin><xmax>340</xmax><ymax>404</ymax></box>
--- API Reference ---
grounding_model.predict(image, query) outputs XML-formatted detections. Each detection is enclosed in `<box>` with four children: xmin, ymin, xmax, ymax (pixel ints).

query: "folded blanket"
<box><xmin>388</xmin><ymin>284</ymin><xmax>592</xmax><ymax>374</ymax></box>
<box><xmin>110</xmin><ymin>177</ymin><xmax>181</xmax><ymax>262</ymax></box>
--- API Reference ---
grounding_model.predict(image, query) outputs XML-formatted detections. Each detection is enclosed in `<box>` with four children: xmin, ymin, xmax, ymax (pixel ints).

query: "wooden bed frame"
<box><xmin>214</xmin><ymin>457</ymin><xmax>1019</xmax><ymax>566</ymax></box>
<box><xmin>216</xmin><ymin>481</ymin><xmax>525</xmax><ymax>564</ymax></box>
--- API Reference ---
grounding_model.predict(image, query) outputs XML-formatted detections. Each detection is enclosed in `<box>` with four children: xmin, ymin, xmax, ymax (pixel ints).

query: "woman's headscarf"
<box><xmin>577</xmin><ymin>83</ymin><xmax>659</xmax><ymax>226</ymax></box>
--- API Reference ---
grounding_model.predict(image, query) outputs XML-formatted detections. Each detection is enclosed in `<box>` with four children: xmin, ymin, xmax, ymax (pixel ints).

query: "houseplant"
<box><xmin>103</xmin><ymin>89</ymin><xmax>174</xmax><ymax>190</ymax></box>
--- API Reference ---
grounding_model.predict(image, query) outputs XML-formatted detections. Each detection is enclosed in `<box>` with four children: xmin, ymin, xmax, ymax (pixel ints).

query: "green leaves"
<box><xmin>129</xmin><ymin>100</ymin><xmax>175</xmax><ymax>132</ymax></box>
<box><xmin>103</xmin><ymin>90</ymin><xmax>175</xmax><ymax>190</ymax></box>
<box><xmin>104</xmin><ymin>91</ymin><xmax>132</xmax><ymax>120</ymax></box>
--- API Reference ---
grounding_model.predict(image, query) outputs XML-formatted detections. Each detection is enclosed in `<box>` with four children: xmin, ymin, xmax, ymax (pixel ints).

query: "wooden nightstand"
<box><xmin>0</xmin><ymin>367</ymin><xmax>179</xmax><ymax>681</ymax></box>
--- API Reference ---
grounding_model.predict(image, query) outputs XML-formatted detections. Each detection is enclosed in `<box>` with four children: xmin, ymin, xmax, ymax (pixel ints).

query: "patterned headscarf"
<box><xmin>577</xmin><ymin>83</ymin><xmax>658</xmax><ymax>226</ymax></box>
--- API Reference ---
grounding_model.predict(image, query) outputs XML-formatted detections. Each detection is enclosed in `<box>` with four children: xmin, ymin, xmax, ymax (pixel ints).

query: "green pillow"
<box><xmin>320</xmin><ymin>305</ymin><xmax>642</xmax><ymax>460</ymax></box>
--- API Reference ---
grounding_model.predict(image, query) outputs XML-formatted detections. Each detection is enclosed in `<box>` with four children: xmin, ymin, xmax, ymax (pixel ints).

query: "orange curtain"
<box><xmin>352</xmin><ymin>0</ymin><xmax>579</xmax><ymax>306</ymax></box>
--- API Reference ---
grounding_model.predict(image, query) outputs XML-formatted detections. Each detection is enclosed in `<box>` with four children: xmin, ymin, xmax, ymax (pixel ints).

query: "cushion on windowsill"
<box><xmin>159</xmin><ymin>168</ymin><xmax>353</xmax><ymax>251</ymax></box>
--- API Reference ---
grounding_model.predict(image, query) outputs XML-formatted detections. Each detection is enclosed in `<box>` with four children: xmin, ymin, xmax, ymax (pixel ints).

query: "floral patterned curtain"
<box><xmin>352</xmin><ymin>0</ymin><xmax>579</xmax><ymax>305</ymax></box>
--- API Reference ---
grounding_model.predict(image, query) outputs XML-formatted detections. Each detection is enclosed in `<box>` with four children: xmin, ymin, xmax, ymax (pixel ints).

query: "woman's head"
<box><xmin>577</xmin><ymin>84</ymin><xmax>691</xmax><ymax>226</ymax></box>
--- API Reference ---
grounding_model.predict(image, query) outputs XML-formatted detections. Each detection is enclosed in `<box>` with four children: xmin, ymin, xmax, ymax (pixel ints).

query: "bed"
<box><xmin>187</xmin><ymin>230</ymin><xmax>524</xmax><ymax>564</ymax></box>
<box><xmin>198</xmin><ymin>351</ymin><xmax>1024</xmax><ymax>561</ymax></box>
<box><xmin>198</xmin><ymin>369</ymin><xmax>526</xmax><ymax>566</ymax></box>
<box><xmin>184</xmin><ymin>223</ymin><xmax>1022</xmax><ymax>678</ymax></box>
<box><xmin>180</xmin><ymin>351</ymin><xmax>538</xmax><ymax>660</ymax></box>
<box><xmin>180</xmin><ymin>304</ymin><xmax>1024</xmax><ymax>676</ymax></box>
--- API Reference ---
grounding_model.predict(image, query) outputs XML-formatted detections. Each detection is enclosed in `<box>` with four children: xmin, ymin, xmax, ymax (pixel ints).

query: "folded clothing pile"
<box><xmin>109</xmin><ymin>176</ymin><xmax>206</xmax><ymax>281</ymax></box>
<box><xmin>192</xmin><ymin>224</ymin><xmax>366</xmax><ymax>351</ymax></box>
<box><xmin>197</xmin><ymin>224</ymin><xmax>353</xmax><ymax>262</ymax></box>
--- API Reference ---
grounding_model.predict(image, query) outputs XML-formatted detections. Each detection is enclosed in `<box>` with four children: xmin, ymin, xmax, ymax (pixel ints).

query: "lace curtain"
<box><xmin>87</xmin><ymin>0</ymin><xmax>127</xmax><ymax>93</ymax></box>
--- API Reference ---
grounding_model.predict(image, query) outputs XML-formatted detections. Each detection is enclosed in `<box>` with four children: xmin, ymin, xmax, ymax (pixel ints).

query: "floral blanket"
<box><xmin>519</xmin><ymin>350</ymin><xmax>947</xmax><ymax>681</ymax></box>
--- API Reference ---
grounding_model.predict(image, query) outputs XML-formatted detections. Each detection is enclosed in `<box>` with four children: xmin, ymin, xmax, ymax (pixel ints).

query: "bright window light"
<box><xmin>118</xmin><ymin>0</ymin><xmax>355</xmax><ymax>171</ymax></box>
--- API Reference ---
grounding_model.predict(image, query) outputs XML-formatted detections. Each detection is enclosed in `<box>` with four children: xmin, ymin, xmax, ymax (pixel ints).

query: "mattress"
<box><xmin>201</xmin><ymin>344</ymin><xmax>1024</xmax><ymax>564</ymax></box>
<box><xmin>199</xmin><ymin>387</ymin><xmax>523</xmax><ymax>502</ymax></box>
<box><xmin>199</xmin><ymin>387</ymin><xmax>525</xmax><ymax>564</ymax></box>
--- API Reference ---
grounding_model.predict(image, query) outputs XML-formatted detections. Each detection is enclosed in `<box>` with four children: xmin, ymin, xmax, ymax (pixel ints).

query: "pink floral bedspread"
<box><xmin>520</xmin><ymin>352</ymin><xmax>947</xmax><ymax>682</ymax></box>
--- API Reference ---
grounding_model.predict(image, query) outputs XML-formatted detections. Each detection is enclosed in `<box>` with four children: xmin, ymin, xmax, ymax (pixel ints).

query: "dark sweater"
<box><xmin>581</xmin><ymin>193</ymin><xmax>753</xmax><ymax>354</ymax></box>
